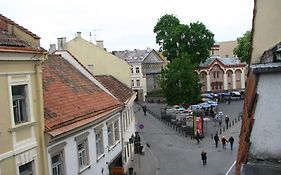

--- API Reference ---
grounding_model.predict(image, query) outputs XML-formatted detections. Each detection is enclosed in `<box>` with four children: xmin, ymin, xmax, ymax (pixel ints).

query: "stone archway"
<box><xmin>209</xmin><ymin>64</ymin><xmax>224</xmax><ymax>92</ymax></box>
<box><xmin>235</xmin><ymin>69</ymin><xmax>242</xmax><ymax>89</ymax></box>
<box><xmin>226</xmin><ymin>70</ymin><xmax>233</xmax><ymax>90</ymax></box>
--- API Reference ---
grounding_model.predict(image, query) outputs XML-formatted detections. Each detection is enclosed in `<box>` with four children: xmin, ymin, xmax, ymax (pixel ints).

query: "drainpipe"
<box><xmin>35</xmin><ymin>52</ymin><xmax>49</xmax><ymax>175</ymax></box>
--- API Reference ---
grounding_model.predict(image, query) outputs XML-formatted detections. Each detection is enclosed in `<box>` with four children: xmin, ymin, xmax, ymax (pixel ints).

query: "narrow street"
<box><xmin>133</xmin><ymin>101</ymin><xmax>243</xmax><ymax>175</ymax></box>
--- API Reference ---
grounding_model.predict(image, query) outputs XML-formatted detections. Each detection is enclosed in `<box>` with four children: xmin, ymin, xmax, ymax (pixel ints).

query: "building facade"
<box><xmin>0</xmin><ymin>14</ymin><xmax>48</xmax><ymax>175</ymax></box>
<box><xmin>43</xmin><ymin>53</ymin><xmax>128</xmax><ymax>175</ymax></box>
<box><xmin>50</xmin><ymin>32</ymin><xmax>131</xmax><ymax>87</ymax></box>
<box><xmin>199</xmin><ymin>56</ymin><xmax>247</xmax><ymax>92</ymax></box>
<box><xmin>236</xmin><ymin>1</ymin><xmax>281</xmax><ymax>174</ymax></box>
<box><xmin>95</xmin><ymin>75</ymin><xmax>136</xmax><ymax>174</ymax></box>
<box><xmin>113</xmin><ymin>49</ymin><xmax>165</xmax><ymax>101</ymax></box>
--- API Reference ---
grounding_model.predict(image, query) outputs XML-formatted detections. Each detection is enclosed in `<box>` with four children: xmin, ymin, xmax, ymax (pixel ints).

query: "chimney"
<box><xmin>96</xmin><ymin>40</ymin><xmax>104</xmax><ymax>49</ymax></box>
<box><xmin>49</xmin><ymin>44</ymin><xmax>56</xmax><ymax>53</ymax></box>
<box><xmin>77</xmin><ymin>32</ymin><xmax>81</xmax><ymax>38</ymax></box>
<box><xmin>57</xmin><ymin>37</ymin><xmax>66</xmax><ymax>50</ymax></box>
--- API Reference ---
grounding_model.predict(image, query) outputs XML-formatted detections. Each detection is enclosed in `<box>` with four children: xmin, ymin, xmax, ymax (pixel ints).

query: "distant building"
<box><xmin>236</xmin><ymin>0</ymin><xmax>281</xmax><ymax>174</ymax></box>
<box><xmin>113</xmin><ymin>49</ymin><xmax>165</xmax><ymax>101</ymax></box>
<box><xmin>210</xmin><ymin>40</ymin><xmax>238</xmax><ymax>58</ymax></box>
<box><xmin>198</xmin><ymin>56</ymin><xmax>247</xmax><ymax>92</ymax></box>
<box><xmin>50</xmin><ymin>32</ymin><xmax>131</xmax><ymax>87</ymax></box>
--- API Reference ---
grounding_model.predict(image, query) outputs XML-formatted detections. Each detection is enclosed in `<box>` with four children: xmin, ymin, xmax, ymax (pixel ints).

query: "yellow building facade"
<box><xmin>0</xmin><ymin>14</ymin><xmax>48</xmax><ymax>175</ymax></box>
<box><xmin>58</xmin><ymin>32</ymin><xmax>131</xmax><ymax>87</ymax></box>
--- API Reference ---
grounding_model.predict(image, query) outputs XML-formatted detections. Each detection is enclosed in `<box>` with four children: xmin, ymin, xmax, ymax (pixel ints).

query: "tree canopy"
<box><xmin>158</xmin><ymin>55</ymin><xmax>201</xmax><ymax>105</ymax></box>
<box><xmin>154</xmin><ymin>14</ymin><xmax>214</xmax><ymax>105</ymax></box>
<box><xmin>154</xmin><ymin>14</ymin><xmax>215</xmax><ymax>66</ymax></box>
<box><xmin>234</xmin><ymin>30</ymin><xmax>252</xmax><ymax>63</ymax></box>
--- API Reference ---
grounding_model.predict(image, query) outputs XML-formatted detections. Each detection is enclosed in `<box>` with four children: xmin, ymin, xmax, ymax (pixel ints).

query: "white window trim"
<box><xmin>8</xmin><ymin>75</ymin><xmax>35</xmax><ymax>128</ymax></box>
<box><xmin>49</xmin><ymin>142</ymin><xmax>67</xmax><ymax>175</ymax></box>
<box><xmin>94</xmin><ymin>126</ymin><xmax>105</xmax><ymax>160</ymax></box>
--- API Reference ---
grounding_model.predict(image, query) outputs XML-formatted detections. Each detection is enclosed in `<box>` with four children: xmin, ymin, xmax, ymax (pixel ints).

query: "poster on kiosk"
<box><xmin>194</xmin><ymin>116</ymin><xmax>203</xmax><ymax>137</ymax></box>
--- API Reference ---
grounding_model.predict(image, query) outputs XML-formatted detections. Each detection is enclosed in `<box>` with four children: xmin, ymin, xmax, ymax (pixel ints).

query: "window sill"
<box><xmin>108</xmin><ymin>140</ymin><xmax>121</xmax><ymax>152</ymax></box>
<box><xmin>9</xmin><ymin>121</ymin><xmax>36</xmax><ymax>132</ymax></box>
<box><xmin>97</xmin><ymin>153</ymin><xmax>105</xmax><ymax>162</ymax></box>
<box><xmin>78</xmin><ymin>164</ymin><xmax>91</xmax><ymax>174</ymax></box>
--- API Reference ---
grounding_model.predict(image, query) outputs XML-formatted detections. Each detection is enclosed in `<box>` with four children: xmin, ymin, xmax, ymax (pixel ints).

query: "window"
<box><xmin>52</xmin><ymin>152</ymin><xmax>64</xmax><ymax>175</ymax></box>
<box><xmin>136</xmin><ymin>79</ymin><xmax>140</xmax><ymax>86</ymax></box>
<box><xmin>228</xmin><ymin>72</ymin><xmax>231</xmax><ymax>78</ymax></box>
<box><xmin>96</xmin><ymin>130</ymin><xmax>104</xmax><ymax>157</ymax></box>
<box><xmin>131</xmin><ymin>67</ymin><xmax>133</xmax><ymax>73</ymax></box>
<box><xmin>108</xmin><ymin>125</ymin><xmax>114</xmax><ymax>146</ymax></box>
<box><xmin>19</xmin><ymin>161</ymin><xmax>33</xmax><ymax>175</ymax></box>
<box><xmin>12</xmin><ymin>85</ymin><xmax>28</xmax><ymax>124</ymax></box>
<box><xmin>217</xmin><ymin>72</ymin><xmax>220</xmax><ymax>78</ymax></box>
<box><xmin>213</xmin><ymin>72</ymin><xmax>216</xmax><ymax>78</ymax></box>
<box><xmin>114</xmin><ymin>120</ymin><xmax>120</xmax><ymax>142</ymax></box>
<box><xmin>136</xmin><ymin>67</ymin><xmax>140</xmax><ymax>73</ymax></box>
<box><xmin>131</xmin><ymin>80</ymin><xmax>134</xmax><ymax>87</ymax></box>
<box><xmin>77</xmin><ymin>139</ymin><xmax>89</xmax><ymax>169</ymax></box>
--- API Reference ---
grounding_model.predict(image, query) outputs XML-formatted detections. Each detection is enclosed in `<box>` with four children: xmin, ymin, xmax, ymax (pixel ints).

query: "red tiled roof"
<box><xmin>0</xmin><ymin>14</ymin><xmax>40</xmax><ymax>39</ymax></box>
<box><xmin>42</xmin><ymin>55</ymin><xmax>122</xmax><ymax>134</ymax></box>
<box><xmin>95</xmin><ymin>75</ymin><xmax>134</xmax><ymax>103</ymax></box>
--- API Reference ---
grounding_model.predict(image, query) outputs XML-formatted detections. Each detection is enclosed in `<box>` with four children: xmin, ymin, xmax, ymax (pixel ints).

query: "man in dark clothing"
<box><xmin>214</xmin><ymin>133</ymin><xmax>219</xmax><ymax>148</ymax></box>
<box><xmin>142</xmin><ymin>105</ymin><xmax>147</xmax><ymax>116</ymax></box>
<box><xmin>228</xmin><ymin>136</ymin><xmax>234</xmax><ymax>150</ymax></box>
<box><xmin>201</xmin><ymin>150</ymin><xmax>207</xmax><ymax>165</ymax></box>
<box><xmin>225</xmin><ymin>116</ymin><xmax>230</xmax><ymax>129</ymax></box>
<box><xmin>221</xmin><ymin>136</ymin><xmax>227</xmax><ymax>149</ymax></box>
<box><xmin>196</xmin><ymin>131</ymin><xmax>200</xmax><ymax>144</ymax></box>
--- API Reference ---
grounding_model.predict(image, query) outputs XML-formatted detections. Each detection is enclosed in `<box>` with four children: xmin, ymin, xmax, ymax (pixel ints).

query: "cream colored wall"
<box><xmin>0</xmin><ymin>59</ymin><xmax>47</xmax><ymax>174</ymax></box>
<box><xmin>7</xmin><ymin>24</ymin><xmax>40</xmax><ymax>47</ymax></box>
<box><xmin>251</xmin><ymin>0</ymin><xmax>281</xmax><ymax>63</ymax></box>
<box><xmin>65</xmin><ymin>37</ymin><xmax>131</xmax><ymax>87</ymax></box>
<box><xmin>219</xmin><ymin>41</ymin><xmax>237</xmax><ymax>57</ymax></box>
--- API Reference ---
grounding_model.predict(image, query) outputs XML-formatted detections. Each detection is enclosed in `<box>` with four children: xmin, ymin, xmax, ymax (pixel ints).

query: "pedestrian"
<box><xmin>218</xmin><ymin>117</ymin><xmax>222</xmax><ymax>127</ymax></box>
<box><xmin>142</xmin><ymin>105</ymin><xmax>147</xmax><ymax>116</ymax></box>
<box><xmin>196</xmin><ymin>130</ymin><xmax>200</xmax><ymax>144</ymax></box>
<box><xmin>210</xmin><ymin>107</ymin><xmax>215</xmax><ymax>119</ymax></box>
<box><xmin>228</xmin><ymin>136</ymin><xmax>234</xmax><ymax>150</ymax></box>
<box><xmin>227</xmin><ymin>97</ymin><xmax>231</xmax><ymax>104</ymax></box>
<box><xmin>201</xmin><ymin>150</ymin><xmax>207</xmax><ymax>165</ymax></box>
<box><xmin>221</xmin><ymin>136</ymin><xmax>227</xmax><ymax>149</ymax></box>
<box><xmin>225</xmin><ymin>115</ymin><xmax>229</xmax><ymax>129</ymax></box>
<box><xmin>214</xmin><ymin>133</ymin><xmax>219</xmax><ymax>148</ymax></box>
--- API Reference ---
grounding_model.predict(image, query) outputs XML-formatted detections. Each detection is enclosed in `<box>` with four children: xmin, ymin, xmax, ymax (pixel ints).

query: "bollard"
<box><xmin>223</xmin><ymin>127</ymin><xmax>225</xmax><ymax>132</ymax></box>
<box><xmin>229</xmin><ymin>122</ymin><xmax>232</xmax><ymax>128</ymax></box>
<box><xmin>232</xmin><ymin>121</ymin><xmax>235</xmax><ymax>125</ymax></box>
<box><xmin>220</xmin><ymin>129</ymin><xmax>222</xmax><ymax>134</ymax></box>
<box><xmin>235</xmin><ymin>118</ymin><xmax>237</xmax><ymax>123</ymax></box>
<box><xmin>211</xmin><ymin>134</ymin><xmax>213</xmax><ymax>140</ymax></box>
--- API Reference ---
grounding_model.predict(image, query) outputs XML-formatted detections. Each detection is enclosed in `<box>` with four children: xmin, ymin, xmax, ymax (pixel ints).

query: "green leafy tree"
<box><xmin>154</xmin><ymin>14</ymin><xmax>214</xmax><ymax>105</ymax></box>
<box><xmin>234</xmin><ymin>30</ymin><xmax>252</xmax><ymax>63</ymax></box>
<box><xmin>158</xmin><ymin>55</ymin><xmax>201</xmax><ymax>105</ymax></box>
<box><xmin>154</xmin><ymin>14</ymin><xmax>214</xmax><ymax>66</ymax></box>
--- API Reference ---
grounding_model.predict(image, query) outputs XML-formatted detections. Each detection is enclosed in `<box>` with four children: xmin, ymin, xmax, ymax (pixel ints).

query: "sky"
<box><xmin>1</xmin><ymin>0</ymin><xmax>254</xmax><ymax>52</ymax></box>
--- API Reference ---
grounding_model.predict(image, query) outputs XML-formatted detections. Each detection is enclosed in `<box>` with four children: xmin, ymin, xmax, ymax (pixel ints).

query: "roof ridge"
<box><xmin>0</xmin><ymin>14</ymin><xmax>40</xmax><ymax>39</ymax></box>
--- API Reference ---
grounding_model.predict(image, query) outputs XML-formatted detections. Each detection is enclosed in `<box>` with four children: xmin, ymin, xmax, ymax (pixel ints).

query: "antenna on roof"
<box><xmin>89</xmin><ymin>32</ymin><xmax>92</xmax><ymax>43</ymax></box>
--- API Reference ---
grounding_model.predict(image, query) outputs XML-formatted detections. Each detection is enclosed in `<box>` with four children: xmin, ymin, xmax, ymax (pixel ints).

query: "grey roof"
<box><xmin>113</xmin><ymin>49</ymin><xmax>152</xmax><ymax>63</ymax></box>
<box><xmin>200</xmin><ymin>56</ymin><xmax>243</xmax><ymax>67</ymax></box>
<box><xmin>251</xmin><ymin>62</ymin><xmax>281</xmax><ymax>74</ymax></box>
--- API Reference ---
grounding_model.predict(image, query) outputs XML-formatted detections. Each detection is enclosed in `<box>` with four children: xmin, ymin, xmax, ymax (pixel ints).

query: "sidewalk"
<box><xmin>131</xmin><ymin>146</ymin><xmax>157</xmax><ymax>175</ymax></box>
<box><xmin>130</xmin><ymin>104</ymin><xmax>157</xmax><ymax>175</ymax></box>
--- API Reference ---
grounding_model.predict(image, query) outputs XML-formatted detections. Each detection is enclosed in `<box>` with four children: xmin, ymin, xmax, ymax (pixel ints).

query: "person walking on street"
<box><xmin>228</xmin><ymin>136</ymin><xmax>234</xmax><ymax>150</ymax></box>
<box><xmin>221</xmin><ymin>136</ymin><xmax>227</xmax><ymax>149</ymax></box>
<box><xmin>225</xmin><ymin>115</ymin><xmax>230</xmax><ymax>129</ymax></box>
<box><xmin>142</xmin><ymin>105</ymin><xmax>147</xmax><ymax>116</ymax></box>
<box><xmin>219</xmin><ymin>117</ymin><xmax>222</xmax><ymax>127</ymax></box>
<box><xmin>214</xmin><ymin>133</ymin><xmax>219</xmax><ymax>148</ymax></box>
<box><xmin>201</xmin><ymin>150</ymin><xmax>207</xmax><ymax>165</ymax></box>
<box><xmin>196</xmin><ymin>130</ymin><xmax>200</xmax><ymax>144</ymax></box>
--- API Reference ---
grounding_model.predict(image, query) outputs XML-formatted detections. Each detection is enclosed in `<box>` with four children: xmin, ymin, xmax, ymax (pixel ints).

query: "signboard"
<box><xmin>196</xmin><ymin>116</ymin><xmax>203</xmax><ymax>135</ymax></box>
<box><xmin>111</xmin><ymin>167</ymin><xmax>124</xmax><ymax>175</ymax></box>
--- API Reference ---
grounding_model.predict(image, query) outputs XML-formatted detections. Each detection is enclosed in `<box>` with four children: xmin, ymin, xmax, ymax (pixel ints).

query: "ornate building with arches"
<box><xmin>198</xmin><ymin>56</ymin><xmax>247</xmax><ymax>92</ymax></box>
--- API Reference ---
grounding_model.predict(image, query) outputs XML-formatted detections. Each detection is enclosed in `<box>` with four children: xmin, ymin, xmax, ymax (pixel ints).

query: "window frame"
<box><xmin>74</xmin><ymin>132</ymin><xmax>90</xmax><ymax>171</ymax></box>
<box><xmin>95</xmin><ymin>128</ymin><xmax>104</xmax><ymax>158</ymax></box>
<box><xmin>136</xmin><ymin>67</ymin><xmax>140</xmax><ymax>73</ymax></box>
<box><xmin>8</xmin><ymin>75</ymin><xmax>34</xmax><ymax>127</ymax></box>
<box><xmin>19</xmin><ymin>160</ymin><xmax>34</xmax><ymax>175</ymax></box>
<box><xmin>51</xmin><ymin>151</ymin><xmax>64</xmax><ymax>175</ymax></box>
